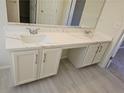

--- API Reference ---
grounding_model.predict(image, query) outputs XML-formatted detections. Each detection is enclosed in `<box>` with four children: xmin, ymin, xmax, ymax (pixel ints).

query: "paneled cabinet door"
<box><xmin>92</xmin><ymin>42</ymin><xmax>109</xmax><ymax>64</ymax></box>
<box><xmin>82</xmin><ymin>43</ymin><xmax>100</xmax><ymax>67</ymax></box>
<box><xmin>40</xmin><ymin>48</ymin><xmax>62</xmax><ymax>78</ymax></box>
<box><xmin>11</xmin><ymin>50</ymin><xmax>38</xmax><ymax>85</ymax></box>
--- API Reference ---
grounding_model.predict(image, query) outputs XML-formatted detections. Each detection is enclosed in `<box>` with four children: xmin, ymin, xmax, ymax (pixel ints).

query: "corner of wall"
<box><xmin>0</xmin><ymin>0</ymin><xmax>10</xmax><ymax>68</ymax></box>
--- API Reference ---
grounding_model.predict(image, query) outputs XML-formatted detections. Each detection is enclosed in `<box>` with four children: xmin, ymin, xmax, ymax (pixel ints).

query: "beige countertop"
<box><xmin>5</xmin><ymin>25</ymin><xmax>112</xmax><ymax>51</ymax></box>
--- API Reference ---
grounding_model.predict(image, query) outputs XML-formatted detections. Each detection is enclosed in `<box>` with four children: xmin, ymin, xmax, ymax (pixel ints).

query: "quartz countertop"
<box><xmin>5</xmin><ymin>25</ymin><xmax>112</xmax><ymax>51</ymax></box>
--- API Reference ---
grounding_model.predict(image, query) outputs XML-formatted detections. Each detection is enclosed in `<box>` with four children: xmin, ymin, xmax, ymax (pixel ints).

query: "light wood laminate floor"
<box><xmin>0</xmin><ymin>59</ymin><xmax>124</xmax><ymax>93</ymax></box>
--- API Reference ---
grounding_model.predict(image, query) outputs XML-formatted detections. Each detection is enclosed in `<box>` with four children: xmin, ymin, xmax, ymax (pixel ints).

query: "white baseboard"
<box><xmin>0</xmin><ymin>65</ymin><xmax>10</xmax><ymax>70</ymax></box>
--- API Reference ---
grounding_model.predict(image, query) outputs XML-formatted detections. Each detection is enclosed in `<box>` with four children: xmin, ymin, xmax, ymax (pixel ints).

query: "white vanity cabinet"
<box><xmin>92</xmin><ymin>42</ymin><xmax>109</xmax><ymax>64</ymax></box>
<box><xmin>80</xmin><ymin>43</ymin><xmax>100</xmax><ymax>67</ymax></box>
<box><xmin>10</xmin><ymin>41</ymin><xmax>109</xmax><ymax>85</ymax></box>
<box><xmin>11</xmin><ymin>50</ymin><xmax>39</xmax><ymax>85</ymax></box>
<box><xmin>11</xmin><ymin>48</ymin><xmax>62</xmax><ymax>85</ymax></box>
<box><xmin>39</xmin><ymin>48</ymin><xmax>62</xmax><ymax>78</ymax></box>
<box><xmin>68</xmin><ymin>42</ymin><xmax>109</xmax><ymax>68</ymax></box>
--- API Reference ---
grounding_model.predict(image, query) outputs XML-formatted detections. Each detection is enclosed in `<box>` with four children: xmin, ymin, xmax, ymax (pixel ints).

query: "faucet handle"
<box><xmin>26</xmin><ymin>28</ymin><xmax>32</xmax><ymax>32</ymax></box>
<box><xmin>34</xmin><ymin>28</ymin><xmax>40</xmax><ymax>31</ymax></box>
<box><xmin>26</xmin><ymin>28</ymin><xmax>40</xmax><ymax>35</ymax></box>
<box><xmin>33</xmin><ymin>28</ymin><xmax>40</xmax><ymax>34</ymax></box>
<box><xmin>26</xmin><ymin>28</ymin><xmax>34</xmax><ymax>35</ymax></box>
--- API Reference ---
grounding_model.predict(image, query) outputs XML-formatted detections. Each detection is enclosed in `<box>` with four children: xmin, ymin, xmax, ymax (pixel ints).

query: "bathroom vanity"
<box><xmin>5</xmin><ymin>25</ymin><xmax>111</xmax><ymax>85</ymax></box>
<box><xmin>3</xmin><ymin>0</ymin><xmax>112</xmax><ymax>86</ymax></box>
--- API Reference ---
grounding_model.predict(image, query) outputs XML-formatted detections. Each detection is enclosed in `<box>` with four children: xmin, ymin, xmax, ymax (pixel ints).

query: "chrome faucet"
<box><xmin>26</xmin><ymin>28</ymin><xmax>40</xmax><ymax>35</ymax></box>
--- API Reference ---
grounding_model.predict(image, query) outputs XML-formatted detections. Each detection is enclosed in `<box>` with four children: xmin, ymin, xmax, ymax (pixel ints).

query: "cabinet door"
<box><xmin>36</xmin><ymin>0</ymin><xmax>60</xmax><ymax>25</ymax></box>
<box><xmin>82</xmin><ymin>43</ymin><xmax>100</xmax><ymax>67</ymax></box>
<box><xmin>12</xmin><ymin>50</ymin><xmax>38</xmax><ymax>85</ymax></box>
<box><xmin>40</xmin><ymin>48</ymin><xmax>62</xmax><ymax>78</ymax></box>
<box><xmin>92</xmin><ymin>42</ymin><xmax>109</xmax><ymax>64</ymax></box>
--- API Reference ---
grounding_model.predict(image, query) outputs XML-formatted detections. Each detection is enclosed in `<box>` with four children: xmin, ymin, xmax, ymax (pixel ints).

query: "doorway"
<box><xmin>19</xmin><ymin>0</ymin><xmax>30</xmax><ymax>23</ymax></box>
<box><xmin>108</xmin><ymin>37</ymin><xmax>124</xmax><ymax>82</ymax></box>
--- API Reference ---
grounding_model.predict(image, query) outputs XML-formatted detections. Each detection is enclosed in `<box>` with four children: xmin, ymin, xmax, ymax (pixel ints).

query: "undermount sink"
<box><xmin>20</xmin><ymin>35</ymin><xmax>52</xmax><ymax>43</ymax></box>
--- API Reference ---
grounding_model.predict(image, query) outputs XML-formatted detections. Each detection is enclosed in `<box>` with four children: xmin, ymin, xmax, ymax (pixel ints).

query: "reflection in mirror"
<box><xmin>80</xmin><ymin>0</ymin><xmax>105</xmax><ymax>28</ymax></box>
<box><xmin>6</xmin><ymin>0</ymin><xmax>105</xmax><ymax>28</ymax></box>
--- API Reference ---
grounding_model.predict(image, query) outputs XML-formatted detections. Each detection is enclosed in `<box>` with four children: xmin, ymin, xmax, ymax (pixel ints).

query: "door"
<box><xmin>36</xmin><ymin>0</ymin><xmax>61</xmax><ymax>25</ymax></box>
<box><xmin>92</xmin><ymin>42</ymin><xmax>109</xmax><ymax>64</ymax></box>
<box><xmin>12</xmin><ymin>50</ymin><xmax>38</xmax><ymax>85</ymax></box>
<box><xmin>36</xmin><ymin>0</ymin><xmax>71</xmax><ymax>25</ymax></box>
<box><xmin>6</xmin><ymin>0</ymin><xmax>20</xmax><ymax>22</ymax></box>
<box><xmin>40</xmin><ymin>48</ymin><xmax>62</xmax><ymax>78</ymax></box>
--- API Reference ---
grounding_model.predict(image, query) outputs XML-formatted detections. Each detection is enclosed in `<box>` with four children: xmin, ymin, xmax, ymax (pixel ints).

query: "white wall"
<box><xmin>95</xmin><ymin>0</ymin><xmax>124</xmax><ymax>67</ymax></box>
<box><xmin>0</xmin><ymin>0</ymin><xmax>10</xmax><ymax>67</ymax></box>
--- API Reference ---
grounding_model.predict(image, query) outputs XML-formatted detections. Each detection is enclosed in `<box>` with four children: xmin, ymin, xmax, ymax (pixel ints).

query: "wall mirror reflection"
<box><xmin>6</xmin><ymin>0</ymin><xmax>105</xmax><ymax>28</ymax></box>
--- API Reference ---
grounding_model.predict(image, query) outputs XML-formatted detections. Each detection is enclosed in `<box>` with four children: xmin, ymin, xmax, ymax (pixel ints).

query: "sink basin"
<box><xmin>20</xmin><ymin>35</ymin><xmax>52</xmax><ymax>43</ymax></box>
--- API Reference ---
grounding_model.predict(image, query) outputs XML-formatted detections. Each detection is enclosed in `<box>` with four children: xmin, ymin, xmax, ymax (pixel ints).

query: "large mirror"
<box><xmin>6</xmin><ymin>0</ymin><xmax>105</xmax><ymax>28</ymax></box>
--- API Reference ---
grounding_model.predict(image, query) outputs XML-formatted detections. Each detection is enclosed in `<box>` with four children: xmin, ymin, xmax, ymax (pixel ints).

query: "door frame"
<box><xmin>16</xmin><ymin>0</ymin><xmax>20</xmax><ymax>22</ymax></box>
<box><xmin>106</xmin><ymin>30</ymin><xmax>124</xmax><ymax>68</ymax></box>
